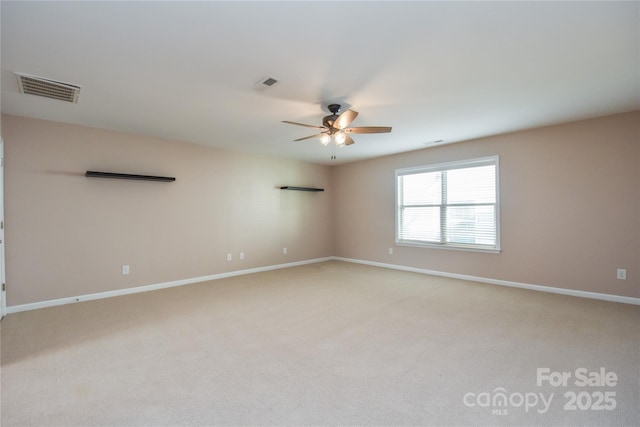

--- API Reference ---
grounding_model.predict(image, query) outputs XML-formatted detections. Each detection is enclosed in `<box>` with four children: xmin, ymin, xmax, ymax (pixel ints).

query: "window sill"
<box><xmin>395</xmin><ymin>240</ymin><xmax>501</xmax><ymax>254</ymax></box>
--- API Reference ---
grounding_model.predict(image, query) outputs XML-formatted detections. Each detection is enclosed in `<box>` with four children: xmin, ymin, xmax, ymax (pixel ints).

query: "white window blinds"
<box><xmin>396</xmin><ymin>156</ymin><xmax>500</xmax><ymax>252</ymax></box>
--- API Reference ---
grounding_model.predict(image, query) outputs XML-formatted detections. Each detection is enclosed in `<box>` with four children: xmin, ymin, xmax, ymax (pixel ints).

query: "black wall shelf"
<box><xmin>280</xmin><ymin>186</ymin><xmax>324</xmax><ymax>192</ymax></box>
<box><xmin>86</xmin><ymin>171</ymin><xmax>176</xmax><ymax>182</ymax></box>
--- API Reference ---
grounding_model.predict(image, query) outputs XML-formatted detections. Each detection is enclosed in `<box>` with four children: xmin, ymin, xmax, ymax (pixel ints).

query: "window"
<box><xmin>396</xmin><ymin>156</ymin><xmax>500</xmax><ymax>252</ymax></box>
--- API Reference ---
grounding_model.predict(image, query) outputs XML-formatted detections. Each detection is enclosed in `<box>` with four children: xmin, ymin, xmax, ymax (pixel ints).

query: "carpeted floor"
<box><xmin>1</xmin><ymin>261</ymin><xmax>638</xmax><ymax>426</ymax></box>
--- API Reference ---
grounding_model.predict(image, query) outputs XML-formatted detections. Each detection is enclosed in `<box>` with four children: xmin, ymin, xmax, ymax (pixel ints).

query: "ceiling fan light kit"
<box><xmin>282</xmin><ymin>104</ymin><xmax>392</xmax><ymax>156</ymax></box>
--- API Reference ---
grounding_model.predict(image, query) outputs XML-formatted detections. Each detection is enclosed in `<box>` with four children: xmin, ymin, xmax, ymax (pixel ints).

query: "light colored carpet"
<box><xmin>1</xmin><ymin>261</ymin><xmax>638</xmax><ymax>426</ymax></box>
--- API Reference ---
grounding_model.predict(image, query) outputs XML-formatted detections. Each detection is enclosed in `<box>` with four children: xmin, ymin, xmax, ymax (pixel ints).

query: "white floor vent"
<box><xmin>15</xmin><ymin>72</ymin><xmax>81</xmax><ymax>103</ymax></box>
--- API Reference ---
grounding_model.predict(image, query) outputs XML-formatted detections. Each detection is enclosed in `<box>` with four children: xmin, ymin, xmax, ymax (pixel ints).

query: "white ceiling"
<box><xmin>1</xmin><ymin>1</ymin><xmax>638</xmax><ymax>165</ymax></box>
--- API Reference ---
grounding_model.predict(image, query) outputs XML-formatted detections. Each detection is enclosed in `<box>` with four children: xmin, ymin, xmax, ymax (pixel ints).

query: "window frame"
<box><xmin>395</xmin><ymin>156</ymin><xmax>501</xmax><ymax>253</ymax></box>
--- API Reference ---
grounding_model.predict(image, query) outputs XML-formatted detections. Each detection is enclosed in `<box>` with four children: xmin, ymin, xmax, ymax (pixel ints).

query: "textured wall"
<box><xmin>3</xmin><ymin>115</ymin><xmax>333</xmax><ymax>306</ymax></box>
<box><xmin>333</xmin><ymin>112</ymin><xmax>640</xmax><ymax>298</ymax></box>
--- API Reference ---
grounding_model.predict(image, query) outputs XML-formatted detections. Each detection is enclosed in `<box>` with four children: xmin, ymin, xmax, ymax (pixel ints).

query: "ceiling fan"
<box><xmin>282</xmin><ymin>104</ymin><xmax>392</xmax><ymax>147</ymax></box>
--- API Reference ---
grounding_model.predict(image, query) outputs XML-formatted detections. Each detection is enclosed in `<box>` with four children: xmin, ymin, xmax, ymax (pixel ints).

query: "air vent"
<box><xmin>262</xmin><ymin>77</ymin><xmax>278</xmax><ymax>87</ymax></box>
<box><xmin>255</xmin><ymin>75</ymin><xmax>279</xmax><ymax>90</ymax></box>
<box><xmin>15</xmin><ymin>72</ymin><xmax>81</xmax><ymax>103</ymax></box>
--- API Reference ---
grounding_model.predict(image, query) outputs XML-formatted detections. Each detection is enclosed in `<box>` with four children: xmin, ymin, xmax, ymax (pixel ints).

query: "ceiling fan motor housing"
<box><xmin>322</xmin><ymin>115</ymin><xmax>338</xmax><ymax>131</ymax></box>
<box><xmin>323</xmin><ymin>104</ymin><xmax>342</xmax><ymax>131</ymax></box>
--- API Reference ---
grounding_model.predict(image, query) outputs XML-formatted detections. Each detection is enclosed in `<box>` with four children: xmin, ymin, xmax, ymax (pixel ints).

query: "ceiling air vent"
<box><xmin>261</xmin><ymin>77</ymin><xmax>278</xmax><ymax>87</ymax></box>
<box><xmin>255</xmin><ymin>75</ymin><xmax>279</xmax><ymax>90</ymax></box>
<box><xmin>15</xmin><ymin>72</ymin><xmax>81</xmax><ymax>103</ymax></box>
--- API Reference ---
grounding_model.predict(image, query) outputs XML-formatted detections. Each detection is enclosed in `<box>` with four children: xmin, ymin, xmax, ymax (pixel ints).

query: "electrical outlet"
<box><xmin>388</xmin><ymin>247</ymin><xmax>393</xmax><ymax>255</ymax></box>
<box><xmin>227</xmin><ymin>253</ymin><xmax>232</xmax><ymax>261</ymax></box>
<box><xmin>240</xmin><ymin>252</ymin><xmax>245</xmax><ymax>260</ymax></box>
<box><xmin>122</xmin><ymin>265</ymin><xmax>130</xmax><ymax>275</ymax></box>
<box><xmin>283</xmin><ymin>247</ymin><xmax>287</xmax><ymax>254</ymax></box>
<box><xmin>616</xmin><ymin>269</ymin><xmax>626</xmax><ymax>280</ymax></box>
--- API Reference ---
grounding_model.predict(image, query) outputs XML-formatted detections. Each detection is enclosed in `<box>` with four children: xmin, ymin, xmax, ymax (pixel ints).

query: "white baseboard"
<box><xmin>5</xmin><ymin>257</ymin><xmax>333</xmax><ymax>314</ymax></box>
<box><xmin>6</xmin><ymin>255</ymin><xmax>638</xmax><ymax>314</ymax></box>
<box><xmin>333</xmin><ymin>257</ymin><xmax>640</xmax><ymax>306</ymax></box>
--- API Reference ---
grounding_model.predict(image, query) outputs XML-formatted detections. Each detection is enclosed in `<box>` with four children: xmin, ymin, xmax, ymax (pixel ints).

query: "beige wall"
<box><xmin>2</xmin><ymin>115</ymin><xmax>333</xmax><ymax>306</ymax></box>
<box><xmin>3</xmin><ymin>112</ymin><xmax>639</xmax><ymax>307</ymax></box>
<box><xmin>333</xmin><ymin>111</ymin><xmax>640</xmax><ymax>298</ymax></box>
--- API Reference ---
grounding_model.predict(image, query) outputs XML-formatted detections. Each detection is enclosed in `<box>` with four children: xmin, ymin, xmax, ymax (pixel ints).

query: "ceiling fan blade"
<box><xmin>333</xmin><ymin>109</ymin><xmax>359</xmax><ymax>129</ymax></box>
<box><xmin>344</xmin><ymin>126</ymin><xmax>392</xmax><ymax>134</ymax></box>
<box><xmin>282</xmin><ymin>121</ymin><xmax>326</xmax><ymax>130</ymax></box>
<box><xmin>344</xmin><ymin>134</ymin><xmax>355</xmax><ymax>146</ymax></box>
<box><xmin>294</xmin><ymin>133</ymin><xmax>326</xmax><ymax>142</ymax></box>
